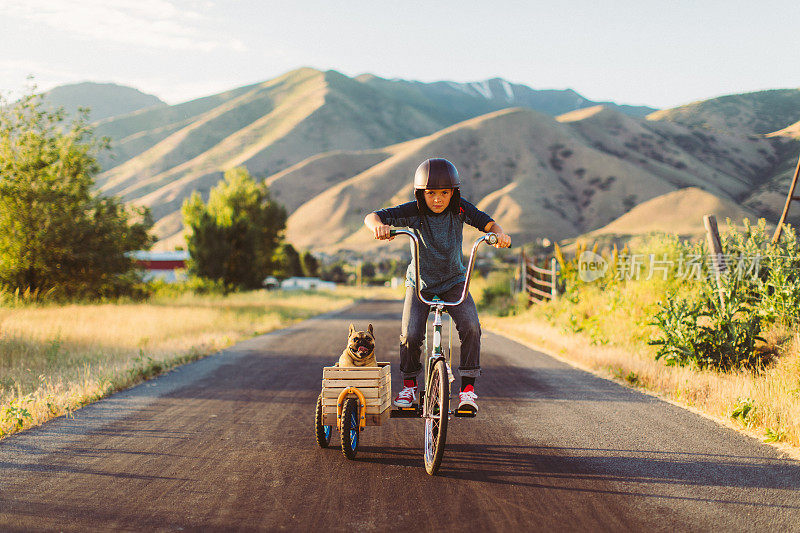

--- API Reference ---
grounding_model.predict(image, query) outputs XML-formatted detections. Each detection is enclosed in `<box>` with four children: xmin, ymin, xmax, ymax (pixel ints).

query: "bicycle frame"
<box><xmin>422</xmin><ymin>302</ymin><xmax>446</xmax><ymax>420</ymax></box>
<box><xmin>389</xmin><ymin>229</ymin><xmax>497</xmax><ymax>417</ymax></box>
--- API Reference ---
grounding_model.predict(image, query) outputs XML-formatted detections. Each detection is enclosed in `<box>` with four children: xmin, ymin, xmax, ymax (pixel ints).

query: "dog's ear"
<box><xmin>349</xmin><ymin>323</ymin><xmax>355</xmax><ymax>336</ymax></box>
<box><xmin>368</xmin><ymin>323</ymin><xmax>374</xmax><ymax>336</ymax></box>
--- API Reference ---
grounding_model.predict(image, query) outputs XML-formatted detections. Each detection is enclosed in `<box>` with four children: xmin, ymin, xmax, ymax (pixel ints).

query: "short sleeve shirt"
<box><xmin>376</xmin><ymin>199</ymin><xmax>493</xmax><ymax>294</ymax></box>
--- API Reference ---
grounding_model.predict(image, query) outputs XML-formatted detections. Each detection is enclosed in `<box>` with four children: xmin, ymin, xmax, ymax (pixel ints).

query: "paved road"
<box><xmin>1</xmin><ymin>299</ymin><xmax>799</xmax><ymax>532</ymax></box>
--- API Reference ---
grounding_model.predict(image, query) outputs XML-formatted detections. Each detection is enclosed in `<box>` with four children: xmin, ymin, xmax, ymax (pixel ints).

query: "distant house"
<box><xmin>129</xmin><ymin>250</ymin><xmax>189</xmax><ymax>283</ymax></box>
<box><xmin>280</xmin><ymin>277</ymin><xmax>336</xmax><ymax>290</ymax></box>
<box><xmin>262</xmin><ymin>276</ymin><xmax>280</xmax><ymax>290</ymax></box>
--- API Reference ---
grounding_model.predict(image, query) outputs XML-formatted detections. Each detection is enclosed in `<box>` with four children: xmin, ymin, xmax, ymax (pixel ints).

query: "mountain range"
<box><xmin>44</xmin><ymin>82</ymin><xmax>165</xmax><ymax>122</ymax></box>
<box><xmin>48</xmin><ymin>69</ymin><xmax>800</xmax><ymax>252</ymax></box>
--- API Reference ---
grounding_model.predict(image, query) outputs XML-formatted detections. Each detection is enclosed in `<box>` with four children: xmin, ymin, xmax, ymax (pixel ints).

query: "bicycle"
<box><xmin>388</xmin><ymin>229</ymin><xmax>498</xmax><ymax>475</ymax></box>
<box><xmin>313</xmin><ymin>230</ymin><xmax>498</xmax><ymax>474</ymax></box>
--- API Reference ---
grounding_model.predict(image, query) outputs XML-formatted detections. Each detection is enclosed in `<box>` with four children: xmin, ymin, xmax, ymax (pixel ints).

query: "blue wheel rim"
<box><xmin>349</xmin><ymin>410</ymin><xmax>358</xmax><ymax>451</ymax></box>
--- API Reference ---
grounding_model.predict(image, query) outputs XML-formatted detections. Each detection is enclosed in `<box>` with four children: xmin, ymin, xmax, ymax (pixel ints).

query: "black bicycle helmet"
<box><xmin>413</xmin><ymin>158</ymin><xmax>461</xmax><ymax>215</ymax></box>
<box><xmin>414</xmin><ymin>158</ymin><xmax>460</xmax><ymax>189</ymax></box>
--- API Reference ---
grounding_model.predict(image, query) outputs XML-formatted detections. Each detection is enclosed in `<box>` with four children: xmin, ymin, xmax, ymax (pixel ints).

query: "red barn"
<box><xmin>130</xmin><ymin>251</ymin><xmax>189</xmax><ymax>282</ymax></box>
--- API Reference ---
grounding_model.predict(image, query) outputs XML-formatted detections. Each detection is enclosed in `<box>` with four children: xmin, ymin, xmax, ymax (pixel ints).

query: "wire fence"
<box><xmin>517</xmin><ymin>250</ymin><xmax>558</xmax><ymax>305</ymax></box>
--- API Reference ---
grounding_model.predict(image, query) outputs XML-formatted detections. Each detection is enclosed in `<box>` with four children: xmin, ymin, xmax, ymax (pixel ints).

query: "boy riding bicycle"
<box><xmin>364</xmin><ymin>158</ymin><xmax>511</xmax><ymax>414</ymax></box>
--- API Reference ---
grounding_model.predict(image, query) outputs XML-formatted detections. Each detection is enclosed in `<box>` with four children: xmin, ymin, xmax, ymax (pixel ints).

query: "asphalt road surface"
<box><xmin>1</xmin><ymin>299</ymin><xmax>799</xmax><ymax>532</ymax></box>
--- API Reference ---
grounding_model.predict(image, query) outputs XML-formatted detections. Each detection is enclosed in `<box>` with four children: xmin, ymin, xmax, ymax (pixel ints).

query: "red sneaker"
<box><xmin>458</xmin><ymin>385</ymin><xmax>478</xmax><ymax>413</ymax></box>
<box><xmin>393</xmin><ymin>384</ymin><xmax>417</xmax><ymax>407</ymax></box>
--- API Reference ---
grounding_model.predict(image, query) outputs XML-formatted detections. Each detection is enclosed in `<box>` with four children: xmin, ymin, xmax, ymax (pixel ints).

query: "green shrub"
<box><xmin>547</xmin><ymin>220</ymin><xmax>800</xmax><ymax>373</ymax></box>
<box><xmin>722</xmin><ymin>218</ymin><xmax>800</xmax><ymax>325</ymax></box>
<box><xmin>649</xmin><ymin>274</ymin><xmax>768</xmax><ymax>371</ymax></box>
<box><xmin>647</xmin><ymin>293</ymin><xmax>703</xmax><ymax>367</ymax></box>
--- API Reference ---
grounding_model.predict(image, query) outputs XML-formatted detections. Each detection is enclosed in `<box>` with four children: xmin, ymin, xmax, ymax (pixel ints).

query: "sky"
<box><xmin>1</xmin><ymin>0</ymin><xmax>799</xmax><ymax>110</ymax></box>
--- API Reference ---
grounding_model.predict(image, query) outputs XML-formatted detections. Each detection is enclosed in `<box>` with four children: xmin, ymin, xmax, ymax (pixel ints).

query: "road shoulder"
<box><xmin>482</xmin><ymin>315</ymin><xmax>800</xmax><ymax>462</ymax></box>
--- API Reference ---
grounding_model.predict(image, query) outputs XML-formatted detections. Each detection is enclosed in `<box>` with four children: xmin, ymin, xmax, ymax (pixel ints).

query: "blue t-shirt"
<box><xmin>376</xmin><ymin>199</ymin><xmax>493</xmax><ymax>294</ymax></box>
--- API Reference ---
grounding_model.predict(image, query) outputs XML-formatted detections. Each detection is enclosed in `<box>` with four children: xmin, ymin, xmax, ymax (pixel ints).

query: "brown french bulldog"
<box><xmin>337</xmin><ymin>323</ymin><xmax>377</xmax><ymax>367</ymax></box>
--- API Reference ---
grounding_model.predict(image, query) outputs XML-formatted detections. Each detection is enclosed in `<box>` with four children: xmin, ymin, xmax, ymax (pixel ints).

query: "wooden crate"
<box><xmin>321</xmin><ymin>362</ymin><xmax>391</xmax><ymax>426</ymax></box>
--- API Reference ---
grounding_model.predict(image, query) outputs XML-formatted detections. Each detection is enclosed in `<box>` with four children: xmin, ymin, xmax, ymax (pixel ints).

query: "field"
<box><xmin>0</xmin><ymin>286</ymin><xmax>396</xmax><ymax>438</ymax></box>
<box><xmin>482</xmin><ymin>292</ymin><xmax>800</xmax><ymax>455</ymax></box>
<box><xmin>477</xmin><ymin>227</ymin><xmax>800</xmax><ymax>456</ymax></box>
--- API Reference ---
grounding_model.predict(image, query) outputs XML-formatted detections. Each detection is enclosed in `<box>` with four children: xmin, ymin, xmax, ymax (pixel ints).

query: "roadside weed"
<box><xmin>765</xmin><ymin>427</ymin><xmax>787</xmax><ymax>443</ymax></box>
<box><xmin>731</xmin><ymin>397</ymin><xmax>757</xmax><ymax>428</ymax></box>
<box><xmin>2</xmin><ymin>398</ymin><xmax>32</xmax><ymax>431</ymax></box>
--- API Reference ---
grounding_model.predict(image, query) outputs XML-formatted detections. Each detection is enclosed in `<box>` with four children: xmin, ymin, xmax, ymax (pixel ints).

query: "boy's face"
<box><xmin>424</xmin><ymin>188</ymin><xmax>453</xmax><ymax>214</ymax></box>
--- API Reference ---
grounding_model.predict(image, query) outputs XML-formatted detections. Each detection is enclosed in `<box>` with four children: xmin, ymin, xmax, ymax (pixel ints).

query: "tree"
<box><xmin>273</xmin><ymin>243</ymin><xmax>303</xmax><ymax>279</ymax></box>
<box><xmin>320</xmin><ymin>261</ymin><xmax>349</xmax><ymax>283</ymax></box>
<box><xmin>182</xmin><ymin>166</ymin><xmax>286</xmax><ymax>289</ymax></box>
<box><xmin>361</xmin><ymin>261</ymin><xmax>376</xmax><ymax>279</ymax></box>
<box><xmin>0</xmin><ymin>88</ymin><xmax>154</xmax><ymax>299</ymax></box>
<box><xmin>300</xmin><ymin>251</ymin><xmax>319</xmax><ymax>277</ymax></box>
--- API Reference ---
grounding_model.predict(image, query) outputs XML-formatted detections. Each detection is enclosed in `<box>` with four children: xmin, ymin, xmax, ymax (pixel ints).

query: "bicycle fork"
<box><xmin>422</xmin><ymin>305</ymin><xmax>451</xmax><ymax>419</ymax></box>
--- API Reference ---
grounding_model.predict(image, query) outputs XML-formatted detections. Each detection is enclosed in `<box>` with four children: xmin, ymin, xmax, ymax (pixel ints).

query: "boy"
<box><xmin>363</xmin><ymin>158</ymin><xmax>511</xmax><ymax>414</ymax></box>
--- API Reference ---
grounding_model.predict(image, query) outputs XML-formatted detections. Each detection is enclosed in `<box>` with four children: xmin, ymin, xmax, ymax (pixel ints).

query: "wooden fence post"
<box><xmin>703</xmin><ymin>214</ymin><xmax>726</xmax><ymax>307</ymax></box>
<box><xmin>550</xmin><ymin>258</ymin><xmax>558</xmax><ymax>300</ymax></box>
<box><xmin>772</xmin><ymin>151</ymin><xmax>800</xmax><ymax>243</ymax></box>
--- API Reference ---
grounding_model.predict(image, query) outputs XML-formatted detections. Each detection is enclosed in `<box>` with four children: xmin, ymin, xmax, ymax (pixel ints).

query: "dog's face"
<box><xmin>347</xmin><ymin>323</ymin><xmax>375</xmax><ymax>361</ymax></box>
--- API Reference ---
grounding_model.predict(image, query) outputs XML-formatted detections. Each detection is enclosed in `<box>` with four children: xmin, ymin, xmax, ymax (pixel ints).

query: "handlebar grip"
<box><xmin>485</xmin><ymin>232</ymin><xmax>512</xmax><ymax>248</ymax></box>
<box><xmin>389</xmin><ymin>229</ymin><xmax>399</xmax><ymax>236</ymax></box>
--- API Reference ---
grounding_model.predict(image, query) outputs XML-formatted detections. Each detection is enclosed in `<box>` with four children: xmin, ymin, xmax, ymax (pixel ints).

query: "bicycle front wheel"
<box><xmin>424</xmin><ymin>358</ymin><xmax>449</xmax><ymax>475</ymax></box>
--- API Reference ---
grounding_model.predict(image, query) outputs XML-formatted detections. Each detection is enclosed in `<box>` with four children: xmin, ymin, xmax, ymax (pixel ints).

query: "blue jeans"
<box><xmin>399</xmin><ymin>281</ymin><xmax>482</xmax><ymax>380</ymax></box>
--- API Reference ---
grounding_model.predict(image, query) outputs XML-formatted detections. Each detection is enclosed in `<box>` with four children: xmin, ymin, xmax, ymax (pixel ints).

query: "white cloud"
<box><xmin>0</xmin><ymin>0</ymin><xmax>247</xmax><ymax>52</ymax></box>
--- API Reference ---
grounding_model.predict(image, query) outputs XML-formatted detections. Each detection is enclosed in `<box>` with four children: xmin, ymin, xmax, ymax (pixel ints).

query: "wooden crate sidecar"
<box><xmin>321</xmin><ymin>362</ymin><xmax>391</xmax><ymax>426</ymax></box>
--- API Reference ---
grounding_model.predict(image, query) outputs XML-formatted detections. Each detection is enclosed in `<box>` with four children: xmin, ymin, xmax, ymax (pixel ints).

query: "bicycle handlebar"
<box><xmin>388</xmin><ymin>229</ymin><xmax>497</xmax><ymax>307</ymax></box>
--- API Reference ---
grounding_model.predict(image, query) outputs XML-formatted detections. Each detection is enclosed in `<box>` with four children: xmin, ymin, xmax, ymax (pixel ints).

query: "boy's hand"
<box><xmin>373</xmin><ymin>224</ymin><xmax>395</xmax><ymax>240</ymax></box>
<box><xmin>484</xmin><ymin>221</ymin><xmax>511</xmax><ymax>248</ymax></box>
<box><xmin>493</xmin><ymin>232</ymin><xmax>511</xmax><ymax>248</ymax></box>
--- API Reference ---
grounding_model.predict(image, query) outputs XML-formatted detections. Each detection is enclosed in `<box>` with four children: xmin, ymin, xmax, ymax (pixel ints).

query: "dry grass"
<box><xmin>483</xmin><ymin>301</ymin><xmax>800</xmax><ymax>458</ymax></box>
<box><xmin>0</xmin><ymin>286</ymin><xmax>395</xmax><ymax>438</ymax></box>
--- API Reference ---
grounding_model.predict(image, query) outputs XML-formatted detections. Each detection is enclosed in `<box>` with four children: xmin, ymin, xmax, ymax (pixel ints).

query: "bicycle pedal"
<box><xmin>454</xmin><ymin>409</ymin><xmax>477</xmax><ymax>418</ymax></box>
<box><xmin>390</xmin><ymin>405</ymin><xmax>421</xmax><ymax>418</ymax></box>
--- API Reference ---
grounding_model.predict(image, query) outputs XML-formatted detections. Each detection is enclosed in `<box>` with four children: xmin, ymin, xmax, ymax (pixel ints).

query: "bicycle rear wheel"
<box><xmin>315</xmin><ymin>393</ymin><xmax>332</xmax><ymax>448</ymax></box>
<box><xmin>424</xmin><ymin>358</ymin><xmax>449</xmax><ymax>475</ymax></box>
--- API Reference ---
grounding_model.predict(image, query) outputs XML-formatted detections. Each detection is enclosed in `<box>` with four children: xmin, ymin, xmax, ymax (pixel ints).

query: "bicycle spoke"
<box><xmin>424</xmin><ymin>361</ymin><xmax>447</xmax><ymax>473</ymax></box>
